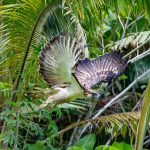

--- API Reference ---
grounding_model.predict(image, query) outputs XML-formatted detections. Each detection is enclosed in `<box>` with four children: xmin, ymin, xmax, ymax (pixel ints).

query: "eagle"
<box><xmin>38</xmin><ymin>31</ymin><xmax>128</xmax><ymax>109</ymax></box>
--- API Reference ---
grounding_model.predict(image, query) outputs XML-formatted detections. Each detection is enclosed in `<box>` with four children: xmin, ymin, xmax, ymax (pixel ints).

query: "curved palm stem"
<box><xmin>10</xmin><ymin>3</ymin><xmax>61</xmax><ymax>102</ymax></box>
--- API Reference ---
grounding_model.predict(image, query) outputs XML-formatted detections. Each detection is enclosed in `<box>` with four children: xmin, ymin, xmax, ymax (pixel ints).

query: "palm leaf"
<box><xmin>0</xmin><ymin>0</ymin><xmax>85</xmax><ymax>103</ymax></box>
<box><xmin>135</xmin><ymin>80</ymin><xmax>150</xmax><ymax>150</ymax></box>
<box><xmin>58</xmin><ymin>111</ymin><xmax>140</xmax><ymax>142</ymax></box>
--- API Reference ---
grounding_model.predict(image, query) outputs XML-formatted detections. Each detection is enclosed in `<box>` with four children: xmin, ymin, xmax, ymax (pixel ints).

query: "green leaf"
<box><xmin>75</xmin><ymin>134</ymin><xmax>96</xmax><ymax>150</ymax></box>
<box><xmin>48</xmin><ymin>121</ymin><xmax>58</xmax><ymax>136</ymax></box>
<box><xmin>95</xmin><ymin>145</ymin><xmax>109</xmax><ymax>150</ymax></box>
<box><xmin>28</xmin><ymin>141</ymin><xmax>47</xmax><ymax>150</ymax></box>
<box><xmin>69</xmin><ymin>146</ymin><xmax>85</xmax><ymax>150</ymax></box>
<box><xmin>135</xmin><ymin>80</ymin><xmax>150</xmax><ymax>150</ymax></box>
<box><xmin>110</xmin><ymin>142</ymin><xmax>133</xmax><ymax>150</ymax></box>
<box><xmin>95</xmin><ymin>143</ymin><xmax>133</xmax><ymax>150</ymax></box>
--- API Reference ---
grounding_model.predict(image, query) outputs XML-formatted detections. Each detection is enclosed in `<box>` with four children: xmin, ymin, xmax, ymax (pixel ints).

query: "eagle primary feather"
<box><xmin>39</xmin><ymin>32</ymin><xmax>88</xmax><ymax>86</ymax></box>
<box><xmin>74</xmin><ymin>52</ymin><xmax>128</xmax><ymax>91</ymax></box>
<box><xmin>38</xmin><ymin>30</ymin><xmax>88</xmax><ymax>108</ymax></box>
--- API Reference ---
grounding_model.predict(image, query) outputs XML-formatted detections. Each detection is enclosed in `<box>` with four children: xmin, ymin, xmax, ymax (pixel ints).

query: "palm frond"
<box><xmin>0</xmin><ymin>0</ymin><xmax>85</xmax><ymax>103</ymax></box>
<box><xmin>64</xmin><ymin>0</ymin><xmax>150</xmax><ymax>20</ymax></box>
<box><xmin>58</xmin><ymin>111</ymin><xmax>140</xmax><ymax>142</ymax></box>
<box><xmin>135</xmin><ymin>80</ymin><xmax>150</xmax><ymax>150</ymax></box>
<box><xmin>111</xmin><ymin>31</ymin><xmax>150</xmax><ymax>51</ymax></box>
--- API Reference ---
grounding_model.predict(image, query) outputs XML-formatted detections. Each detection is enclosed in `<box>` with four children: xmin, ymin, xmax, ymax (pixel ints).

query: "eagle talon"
<box><xmin>91</xmin><ymin>92</ymin><xmax>104</xmax><ymax>100</ymax></box>
<box><xmin>84</xmin><ymin>90</ymin><xmax>102</xmax><ymax>100</ymax></box>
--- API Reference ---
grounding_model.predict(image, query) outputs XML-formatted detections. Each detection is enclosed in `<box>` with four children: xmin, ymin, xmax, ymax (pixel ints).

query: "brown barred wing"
<box><xmin>74</xmin><ymin>52</ymin><xmax>128</xmax><ymax>91</ymax></box>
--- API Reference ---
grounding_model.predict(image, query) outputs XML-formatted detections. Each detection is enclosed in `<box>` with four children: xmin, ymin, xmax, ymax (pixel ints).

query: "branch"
<box><xmin>118</xmin><ymin>12</ymin><xmax>130</xmax><ymax>49</ymax></box>
<box><xmin>67</xmin><ymin>115</ymin><xmax>82</xmax><ymax>148</ymax></box>
<box><xmin>129</xmin><ymin>48</ymin><xmax>150</xmax><ymax>64</ymax></box>
<box><xmin>127</xmin><ymin>14</ymin><xmax>144</xmax><ymax>28</ymax></box>
<box><xmin>79</xmin><ymin>69</ymin><xmax>150</xmax><ymax>136</ymax></box>
<box><xmin>123</xmin><ymin>37</ymin><xmax>150</xmax><ymax>59</ymax></box>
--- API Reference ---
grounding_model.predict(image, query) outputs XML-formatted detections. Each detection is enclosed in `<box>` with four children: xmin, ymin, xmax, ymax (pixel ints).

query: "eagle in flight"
<box><xmin>38</xmin><ymin>30</ymin><xmax>128</xmax><ymax>109</ymax></box>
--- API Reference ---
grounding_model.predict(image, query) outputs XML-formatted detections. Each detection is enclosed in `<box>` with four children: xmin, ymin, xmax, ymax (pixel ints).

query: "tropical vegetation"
<box><xmin>0</xmin><ymin>0</ymin><xmax>150</xmax><ymax>149</ymax></box>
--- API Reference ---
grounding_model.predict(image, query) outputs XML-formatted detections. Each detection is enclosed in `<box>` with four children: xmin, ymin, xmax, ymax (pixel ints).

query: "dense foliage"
<box><xmin>1</xmin><ymin>0</ymin><xmax>150</xmax><ymax>149</ymax></box>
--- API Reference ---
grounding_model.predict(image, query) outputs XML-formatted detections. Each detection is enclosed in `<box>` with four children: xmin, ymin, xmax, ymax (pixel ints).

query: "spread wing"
<box><xmin>39</xmin><ymin>29</ymin><xmax>88</xmax><ymax>86</ymax></box>
<box><xmin>74</xmin><ymin>52</ymin><xmax>128</xmax><ymax>91</ymax></box>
